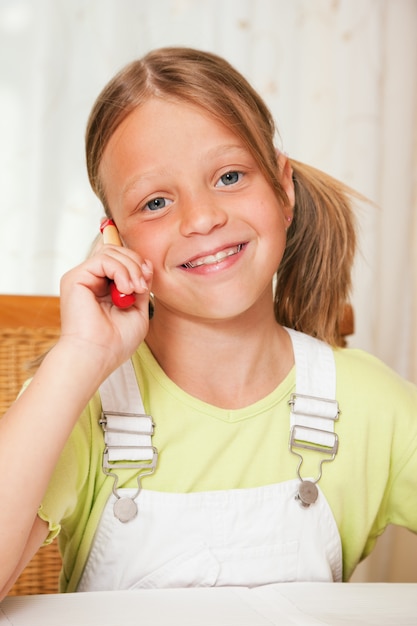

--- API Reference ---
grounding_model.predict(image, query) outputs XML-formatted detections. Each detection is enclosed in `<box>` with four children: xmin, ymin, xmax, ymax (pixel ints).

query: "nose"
<box><xmin>179</xmin><ymin>192</ymin><xmax>228</xmax><ymax>237</ymax></box>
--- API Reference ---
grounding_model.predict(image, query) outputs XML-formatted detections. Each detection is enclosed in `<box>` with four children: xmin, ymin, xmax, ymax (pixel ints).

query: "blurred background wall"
<box><xmin>0</xmin><ymin>0</ymin><xmax>416</xmax><ymax>581</ymax></box>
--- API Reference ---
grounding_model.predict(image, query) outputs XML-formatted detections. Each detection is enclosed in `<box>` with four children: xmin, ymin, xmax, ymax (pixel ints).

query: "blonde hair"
<box><xmin>86</xmin><ymin>47</ymin><xmax>356</xmax><ymax>346</ymax></box>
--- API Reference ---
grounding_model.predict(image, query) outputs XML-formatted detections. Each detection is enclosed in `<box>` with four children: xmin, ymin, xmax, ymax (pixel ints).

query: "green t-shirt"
<box><xmin>38</xmin><ymin>342</ymin><xmax>417</xmax><ymax>591</ymax></box>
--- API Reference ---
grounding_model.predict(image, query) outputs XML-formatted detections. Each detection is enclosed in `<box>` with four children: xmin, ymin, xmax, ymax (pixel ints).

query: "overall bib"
<box><xmin>78</xmin><ymin>330</ymin><xmax>342</xmax><ymax>591</ymax></box>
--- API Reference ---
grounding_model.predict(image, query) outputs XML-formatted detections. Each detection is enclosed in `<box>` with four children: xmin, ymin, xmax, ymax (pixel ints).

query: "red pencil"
<box><xmin>100</xmin><ymin>219</ymin><xmax>136</xmax><ymax>308</ymax></box>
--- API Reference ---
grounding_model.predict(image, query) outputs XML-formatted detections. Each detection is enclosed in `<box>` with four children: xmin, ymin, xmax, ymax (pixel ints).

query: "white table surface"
<box><xmin>1</xmin><ymin>583</ymin><xmax>416</xmax><ymax>626</ymax></box>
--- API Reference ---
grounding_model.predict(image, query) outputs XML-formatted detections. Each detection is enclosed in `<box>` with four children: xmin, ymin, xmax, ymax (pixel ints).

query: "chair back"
<box><xmin>0</xmin><ymin>295</ymin><xmax>62</xmax><ymax>595</ymax></box>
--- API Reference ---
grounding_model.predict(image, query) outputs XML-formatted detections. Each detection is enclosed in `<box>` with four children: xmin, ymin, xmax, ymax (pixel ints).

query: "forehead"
<box><xmin>109</xmin><ymin>96</ymin><xmax>241</xmax><ymax>143</ymax></box>
<box><xmin>98</xmin><ymin>97</ymin><xmax>252</xmax><ymax>202</ymax></box>
<box><xmin>102</xmin><ymin>98</ymin><xmax>247</xmax><ymax>166</ymax></box>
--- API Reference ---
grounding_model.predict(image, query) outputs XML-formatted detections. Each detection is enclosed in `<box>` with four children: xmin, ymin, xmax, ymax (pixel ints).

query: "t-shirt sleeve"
<box><xmin>37</xmin><ymin>396</ymin><xmax>99</xmax><ymax>544</ymax></box>
<box><xmin>376</xmin><ymin>378</ymin><xmax>417</xmax><ymax>533</ymax></box>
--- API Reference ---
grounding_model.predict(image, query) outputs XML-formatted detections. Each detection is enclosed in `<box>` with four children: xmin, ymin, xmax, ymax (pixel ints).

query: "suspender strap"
<box><xmin>287</xmin><ymin>328</ymin><xmax>336</xmax><ymax>398</ymax></box>
<box><xmin>99</xmin><ymin>359</ymin><xmax>158</xmax><ymax>521</ymax></box>
<box><xmin>286</xmin><ymin>328</ymin><xmax>339</xmax><ymax>453</ymax></box>
<box><xmin>99</xmin><ymin>359</ymin><xmax>157</xmax><ymax>467</ymax></box>
<box><xmin>285</xmin><ymin>329</ymin><xmax>339</xmax><ymax>507</ymax></box>
<box><xmin>99</xmin><ymin>358</ymin><xmax>145</xmax><ymax>415</ymax></box>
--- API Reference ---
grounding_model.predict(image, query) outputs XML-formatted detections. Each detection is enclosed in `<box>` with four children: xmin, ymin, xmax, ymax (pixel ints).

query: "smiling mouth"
<box><xmin>182</xmin><ymin>244</ymin><xmax>244</xmax><ymax>269</ymax></box>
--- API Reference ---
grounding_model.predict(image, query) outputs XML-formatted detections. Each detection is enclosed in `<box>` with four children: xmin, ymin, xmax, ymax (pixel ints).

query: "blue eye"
<box><xmin>216</xmin><ymin>171</ymin><xmax>242</xmax><ymax>187</ymax></box>
<box><xmin>145</xmin><ymin>197</ymin><xmax>171</xmax><ymax>212</ymax></box>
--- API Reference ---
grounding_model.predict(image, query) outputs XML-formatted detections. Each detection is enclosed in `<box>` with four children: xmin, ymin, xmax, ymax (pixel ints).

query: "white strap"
<box><xmin>99</xmin><ymin>359</ymin><xmax>145</xmax><ymax>414</ymax></box>
<box><xmin>286</xmin><ymin>328</ymin><xmax>336</xmax><ymax>399</ymax></box>
<box><xmin>99</xmin><ymin>360</ymin><xmax>155</xmax><ymax>463</ymax></box>
<box><xmin>286</xmin><ymin>329</ymin><xmax>339</xmax><ymax>451</ymax></box>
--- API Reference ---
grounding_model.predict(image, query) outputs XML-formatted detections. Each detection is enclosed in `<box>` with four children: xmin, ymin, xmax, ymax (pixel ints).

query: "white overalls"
<box><xmin>78</xmin><ymin>330</ymin><xmax>343</xmax><ymax>591</ymax></box>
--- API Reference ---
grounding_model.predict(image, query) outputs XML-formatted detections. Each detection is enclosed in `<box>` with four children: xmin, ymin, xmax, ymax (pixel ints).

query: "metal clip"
<box><xmin>99</xmin><ymin>410</ymin><xmax>155</xmax><ymax>434</ymax></box>
<box><xmin>100</xmin><ymin>411</ymin><xmax>158</xmax><ymax>522</ymax></box>
<box><xmin>289</xmin><ymin>394</ymin><xmax>340</xmax><ymax>508</ymax></box>
<box><xmin>289</xmin><ymin>424</ymin><xmax>339</xmax><ymax>457</ymax></box>
<box><xmin>288</xmin><ymin>393</ymin><xmax>340</xmax><ymax>420</ymax></box>
<box><xmin>102</xmin><ymin>446</ymin><xmax>158</xmax><ymax>472</ymax></box>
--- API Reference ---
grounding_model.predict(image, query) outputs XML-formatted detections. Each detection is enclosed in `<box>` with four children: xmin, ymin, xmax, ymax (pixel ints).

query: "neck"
<box><xmin>146</xmin><ymin>298</ymin><xmax>294</xmax><ymax>409</ymax></box>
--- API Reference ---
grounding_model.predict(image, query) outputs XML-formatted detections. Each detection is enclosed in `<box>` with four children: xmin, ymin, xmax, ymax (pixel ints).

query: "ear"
<box><xmin>277</xmin><ymin>152</ymin><xmax>295</xmax><ymax>213</ymax></box>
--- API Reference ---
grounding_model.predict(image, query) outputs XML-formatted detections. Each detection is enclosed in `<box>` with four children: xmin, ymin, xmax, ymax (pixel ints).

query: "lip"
<box><xmin>179</xmin><ymin>242</ymin><xmax>247</xmax><ymax>271</ymax></box>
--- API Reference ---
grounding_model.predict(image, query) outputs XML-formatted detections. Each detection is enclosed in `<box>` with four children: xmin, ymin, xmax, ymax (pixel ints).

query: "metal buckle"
<box><xmin>289</xmin><ymin>392</ymin><xmax>340</xmax><ymax>420</ymax></box>
<box><xmin>102</xmin><ymin>446</ymin><xmax>158</xmax><ymax>471</ymax></box>
<box><xmin>100</xmin><ymin>410</ymin><xmax>158</xmax><ymax>473</ymax></box>
<box><xmin>99</xmin><ymin>411</ymin><xmax>158</xmax><ymax>522</ymax></box>
<box><xmin>288</xmin><ymin>394</ymin><xmax>340</xmax><ymax>507</ymax></box>
<box><xmin>100</xmin><ymin>410</ymin><xmax>155</xmax><ymax>433</ymax></box>
<box><xmin>289</xmin><ymin>424</ymin><xmax>339</xmax><ymax>457</ymax></box>
<box><xmin>100</xmin><ymin>411</ymin><xmax>156</xmax><ymax>461</ymax></box>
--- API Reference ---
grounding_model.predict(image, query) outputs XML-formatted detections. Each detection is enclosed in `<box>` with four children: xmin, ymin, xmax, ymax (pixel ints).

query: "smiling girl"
<box><xmin>1</xmin><ymin>47</ymin><xmax>416</xmax><ymax>597</ymax></box>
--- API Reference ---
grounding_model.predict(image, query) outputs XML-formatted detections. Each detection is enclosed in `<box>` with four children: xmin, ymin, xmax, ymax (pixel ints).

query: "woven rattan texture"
<box><xmin>1</xmin><ymin>326</ymin><xmax>62</xmax><ymax>596</ymax></box>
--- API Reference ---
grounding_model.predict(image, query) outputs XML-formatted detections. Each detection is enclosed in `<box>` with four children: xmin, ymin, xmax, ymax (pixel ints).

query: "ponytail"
<box><xmin>274</xmin><ymin>160</ymin><xmax>358</xmax><ymax>347</ymax></box>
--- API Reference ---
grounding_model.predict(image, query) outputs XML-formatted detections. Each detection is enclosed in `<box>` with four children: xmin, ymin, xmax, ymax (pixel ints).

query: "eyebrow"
<box><xmin>121</xmin><ymin>144</ymin><xmax>250</xmax><ymax>197</ymax></box>
<box><xmin>122</xmin><ymin>168</ymin><xmax>171</xmax><ymax>197</ymax></box>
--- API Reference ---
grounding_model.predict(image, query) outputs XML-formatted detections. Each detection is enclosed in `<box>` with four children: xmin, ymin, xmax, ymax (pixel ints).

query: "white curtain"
<box><xmin>1</xmin><ymin>0</ymin><xmax>416</xmax><ymax>581</ymax></box>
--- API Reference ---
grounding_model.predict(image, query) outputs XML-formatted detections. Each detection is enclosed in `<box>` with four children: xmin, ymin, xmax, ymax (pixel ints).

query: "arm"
<box><xmin>0</xmin><ymin>244</ymin><xmax>153</xmax><ymax>596</ymax></box>
<box><xmin>0</xmin><ymin>516</ymin><xmax>49</xmax><ymax>600</ymax></box>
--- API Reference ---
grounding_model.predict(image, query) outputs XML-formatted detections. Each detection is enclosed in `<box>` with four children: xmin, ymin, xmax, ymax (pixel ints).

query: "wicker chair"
<box><xmin>0</xmin><ymin>294</ymin><xmax>62</xmax><ymax>595</ymax></box>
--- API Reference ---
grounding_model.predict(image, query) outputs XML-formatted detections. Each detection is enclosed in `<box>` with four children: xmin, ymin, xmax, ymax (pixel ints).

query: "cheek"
<box><xmin>258</xmin><ymin>202</ymin><xmax>288</xmax><ymax>266</ymax></box>
<box><xmin>121</xmin><ymin>228</ymin><xmax>174</xmax><ymax>295</ymax></box>
<box><xmin>256</xmin><ymin>196</ymin><xmax>288</xmax><ymax>238</ymax></box>
<box><xmin>119</xmin><ymin>225</ymin><xmax>158</xmax><ymax>259</ymax></box>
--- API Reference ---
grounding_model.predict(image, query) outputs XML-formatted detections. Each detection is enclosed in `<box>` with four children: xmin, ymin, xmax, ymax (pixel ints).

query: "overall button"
<box><xmin>297</xmin><ymin>480</ymin><xmax>318</xmax><ymax>507</ymax></box>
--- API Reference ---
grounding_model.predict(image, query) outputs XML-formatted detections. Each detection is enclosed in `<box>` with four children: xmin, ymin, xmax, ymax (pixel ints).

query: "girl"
<box><xmin>1</xmin><ymin>47</ymin><xmax>416</xmax><ymax>596</ymax></box>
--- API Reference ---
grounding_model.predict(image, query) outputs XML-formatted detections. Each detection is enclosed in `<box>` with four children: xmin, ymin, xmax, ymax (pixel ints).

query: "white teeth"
<box><xmin>184</xmin><ymin>244</ymin><xmax>242</xmax><ymax>269</ymax></box>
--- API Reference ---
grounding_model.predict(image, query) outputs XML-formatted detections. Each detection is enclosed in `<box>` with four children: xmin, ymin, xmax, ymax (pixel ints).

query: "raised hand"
<box><xmin>59</xmin><ymin>242</ymin><xmax>153</xmax><ymax>375</ymax></box>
